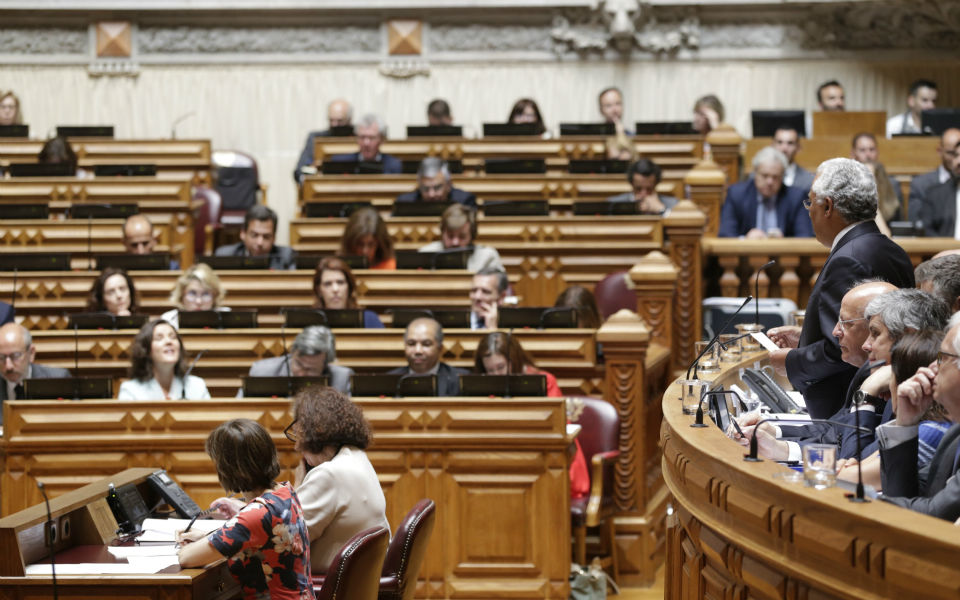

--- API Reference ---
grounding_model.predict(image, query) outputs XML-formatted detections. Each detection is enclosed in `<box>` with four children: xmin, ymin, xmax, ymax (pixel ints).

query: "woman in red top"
<box><xmin>339</xmin><ymin>207</ymin><xmax>396</xmax><ymax>270</ymax></box>
<box><xmin>177</xmin><ymin>419</ymin><xmax>313</xmax><ymax>599</ymax></box>
<box><xmin>474</xmin><ymin>331</ymin><xmax>590</xmax><ymax>498</ymax></box>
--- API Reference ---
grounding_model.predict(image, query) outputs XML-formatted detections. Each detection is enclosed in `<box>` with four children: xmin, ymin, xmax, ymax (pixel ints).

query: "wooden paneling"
<box><xmin>1</xmin><ymin>397</ymin><xmax>573</xmax><ymax>598</ymax></box>
<box><xmin>661</xmin><ymin>351</ymin><xmax>960</xmax><ymax>600</ymax></box>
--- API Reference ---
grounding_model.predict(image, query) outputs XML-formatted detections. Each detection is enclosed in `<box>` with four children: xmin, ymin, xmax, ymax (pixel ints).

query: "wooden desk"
<box><xmin>28</xmin><ymin>327</ymin><xmax>604</xmax><ymax>398</ymax></box>
<box><xmin>5</xmin><ymin>269</ymin><xmax>474</xmax><ymax>331</ymax></box>
<box><xmin>0</xmin><ymin>468</ymin><xmax>239</xmax><ymax>599</ymax></box>
<box><xmin>1</xmin><ymin>399</ymin><xmax>572</xmax><ymax>598</ymax></box>
<box><xmin>0</xmin><ymin>177</ymin><xmax>198</xmax><ymax>266</ymax></box>
<box><xmin>702</xmin><ymin>236</ymin><xmax>960</xmax><ymax>308</ymax></box>
<box><xmin>812</xmin><ymin>110</ymin><xmax>887</xmax><ymax>138</ymax></box>
<box><xmin>661</xmin><ymin>352</ymin><xmax>960</xmax><ymax>600</ymax></box>
<box><xmin>0</xmin><ymin>138</ymin><xmax>212</xmax><ymax>185</ymax></box>
<box><xmin>291</xmin><ymin>214</ymin><xmax>665</xmax><ymax>305</ymax></box>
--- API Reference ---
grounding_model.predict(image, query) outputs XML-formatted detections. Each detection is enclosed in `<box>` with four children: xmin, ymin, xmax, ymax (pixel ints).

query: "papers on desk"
<box><xmin>750</xmin><ymin>331</ymin><xmax>781</xmax><ymax>352</ymax></box>
<box><xmin>26</xmin><ymin>558</ymin><xmax>179</xmax><ymax>575</ymax></box>
<box><xmin>787</xmin><ymin>390</ymin><xmax>806</xmax><ymax>409</ymax></box>
<box><xmin>137</xmin><ymin>517</ymin><xmax>225</xmax><ymax>542</ymax></box>
<box><xmin>108</xmin><ymin>545</ymin><xmax>178</xmax><ymax>559</ymax></box>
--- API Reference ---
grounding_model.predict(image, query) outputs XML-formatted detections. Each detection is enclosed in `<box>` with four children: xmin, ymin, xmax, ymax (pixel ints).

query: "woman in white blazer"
<box><xmin>118</xmin><ymin>319</ymin><xmax>210</xmax><ymax>400</ymax></box>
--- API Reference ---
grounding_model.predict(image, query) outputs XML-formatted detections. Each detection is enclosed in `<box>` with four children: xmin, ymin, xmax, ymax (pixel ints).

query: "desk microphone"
<box><xmin>754</xmin><ymin>260</ymin><xmax>776</xmax><ymax>324</ymax></box>
<box><xmin>503</xmin><ymin>328</ymin><xmax>515</xmax><ymax>399</ymax></box>
<box><xmin>279</xmin><ymin>313</ymin><xmax>293</xmax><ymax>397</ymax></box>
<box><xmin>692</xmin><ymin>389</ymin><xmax>741</xmax><ymax>428</ymax></box>
<box><xmin>181</xmin><ymin>349</ymin><xmax>207</xmax><ymax>400</ymax></box>
<box><xmin>72</xmin><ymin>324</ymin><xmax>81</xmax><ymax>400</ymax></box>
<box><xmin>10</xmin><ymin>267</ymin><xmax>17</xmax><ymax>313</ymax></box>
<box><xmin>686</xmin><ymin>296</ymin><xmax>752</xmax><ymax>382</ymax></box>
<box><xmin>36</xmin><ymin>480</ymin><xmax>58</xmax><ymax>600</ymax></box>
<box><xmin>170</xmin><ymin>111</ymin><xmax>196</xmax><ymax>139</ymax></box>
<box><xmin>743</xmin><ymin>416</ymin><xmax>871</xmax><ymax>502</ymax></box>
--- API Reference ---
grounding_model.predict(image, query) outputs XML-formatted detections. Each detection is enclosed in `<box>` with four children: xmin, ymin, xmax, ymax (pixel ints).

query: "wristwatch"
<box><xmin>854</xmin><ymin>389</ymin><xmax>886</xmax><ymax>412</ymax></box>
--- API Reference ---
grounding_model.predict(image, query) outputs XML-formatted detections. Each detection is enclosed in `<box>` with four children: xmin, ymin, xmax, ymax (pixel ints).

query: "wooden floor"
<box><xmin>612</xmin><ymin>566</ymin><xmax>665</xmax><ymax>599</ymax></box>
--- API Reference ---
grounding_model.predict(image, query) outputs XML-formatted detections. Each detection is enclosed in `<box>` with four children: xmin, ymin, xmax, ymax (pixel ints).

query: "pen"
<box><xmin>183</xmin><ymin>513</ymin><xmax>200</xmax><ymax>534</ymax></box>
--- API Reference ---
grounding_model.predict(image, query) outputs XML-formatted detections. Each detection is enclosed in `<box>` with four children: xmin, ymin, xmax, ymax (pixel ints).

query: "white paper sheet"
<box><xmin>751</xmin><ymin>331</ymin><xmax>781</xmax><ymax>352</ymax></box>
<box><xmin>137</xmin><ymin>517</ymin><xmax>225</xmax><ymax>542</ymax></box>
<box><xmin>108</xmin><ymin>545</ymin><xmax>179</xmax><ymax>559</ymax></box>
<box><xmin>25</xmin><ymin>562</ymin><xmax>172</xmax><ymax>575</ymax></box>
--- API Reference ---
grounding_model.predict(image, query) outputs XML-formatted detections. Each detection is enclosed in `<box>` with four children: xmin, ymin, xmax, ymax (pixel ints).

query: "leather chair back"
<box><xmin>593</xmin><ymin>271</ymin><xmax>636</xmax><ymax>320</ymax></box>
<box><xmin>315</xmin><ymin>526</ymin><xmax>389</xmax><ymax>600</ymax></box>
<box><xmin>192</xmin><ymin>186</ymin><xmax>221</xmax><ymax>257</ymax></box>
<box><xmin>379</xmin><ymin>499</ymin><xmax>437</xmax><ymax>600</ymax></box>
<box><xmin>569</xmin><ymin>396</ymin><xmax>619</xmax><ymax>467</ymax></box>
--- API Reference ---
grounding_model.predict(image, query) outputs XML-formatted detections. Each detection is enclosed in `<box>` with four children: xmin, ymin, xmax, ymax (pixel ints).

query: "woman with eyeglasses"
<box><xmin>161</xmin><ymin>264</ymin><xmax>229</xmax><ymax>330</ymax></box>
<box><xmin>209</xmin><ymin>386</ymin><xmax>388</xmax><ymax>574</ymax></box>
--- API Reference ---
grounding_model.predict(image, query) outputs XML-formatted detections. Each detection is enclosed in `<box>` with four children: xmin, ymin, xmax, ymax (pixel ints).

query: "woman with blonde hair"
<box><xmin>161</xmin><ymin>263</ymin><xmax>229</xmax><ymax>329</ymax></box>
<box><xmin>0</xmin><ymin>91</ymin><xmax>22</xmax><ymax>126</ymax></box>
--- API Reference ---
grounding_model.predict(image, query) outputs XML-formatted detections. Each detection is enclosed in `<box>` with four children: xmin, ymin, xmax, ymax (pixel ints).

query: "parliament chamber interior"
<box><xmin>1</xmin><ymin>1</ymin><xmax>960</xmax><ymax>598</ymax></box>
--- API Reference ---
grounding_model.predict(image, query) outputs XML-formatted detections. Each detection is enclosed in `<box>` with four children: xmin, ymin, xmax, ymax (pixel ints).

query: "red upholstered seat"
<box><xmin>313</xmin><ymin>526</ymin><xmax>389</xmax><ymax>600</ymax></box>
<box><xmin>568</xmin><ymin>396</ymin><xmax>621</xmax><ymax>584</ymax></box>
<box><xmin>378</xmin><ymin>499</ymin><xmax>436</xmax><ymax>600</ymax></box>
<box><xmin>593</xmin><ymin>271</ymin><xmax>636</xmax><ymax>319</ymax></box>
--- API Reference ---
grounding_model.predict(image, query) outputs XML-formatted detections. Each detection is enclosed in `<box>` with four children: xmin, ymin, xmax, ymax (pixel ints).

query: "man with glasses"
<box><xmin>908</xmin><ymin>128</ymin><xmax>960</xmax><ymax>223</ymax></box>
<box><xmin>241</xmin><ymin>326</ymin><xmax>353</xmax><ymax>396</ymax></box>
<box><xmin>879</xmin><ymin>314</ymin><xmax>960</xmax><ymax>521</ymax></box>
<box><xmin>329</xmin><ymin>113</ymin><xmax>402</xmax><ymax>174</ymax></box>
<box><xmin>395</xmin><ymin>157</ymin><xmax>476</xmax><ymax>208</ymax></box>
<box><xmin>917</xmin><ymin>135</ymin><xmax>960</xmax><ymax>237</ymax></box>
<box><xmin>0</xmin><ymin>323</ymin><xmax>70</xmax><ymax>424</ymax></box>
<box><xmin>767</xmin><ymin>158</ymin><xmax>914</xmax><ymax>419</ymax></box>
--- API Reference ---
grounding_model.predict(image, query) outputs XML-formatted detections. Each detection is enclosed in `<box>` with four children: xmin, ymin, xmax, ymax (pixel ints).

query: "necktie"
<box><xmin>14</xmin><ymin>384</ymin><xmax>24</xmax><ymax>399</ymax></box>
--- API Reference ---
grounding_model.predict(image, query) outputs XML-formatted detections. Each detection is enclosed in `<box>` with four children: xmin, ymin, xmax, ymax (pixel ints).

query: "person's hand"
<box><xmin>735</xmin><ymin>410</ymin><xmax>761</xmax><ymax>428</ymax></box>
<box><xmin>766</xmin><ymin>228</ymin><xmax>784</xmax><ymax>239</ymax></box>
<box><xmin>835</xmin><ymin>457</ymin><xmax>859</xmax><ymax>483</ymax></box>
<box><xmin>768</xmin><ymin>326</ymin><xmax>801</xmax><ymax>349</ymax></box>
<box><xmin>638</xmin><ymin>193</ymin><xmax>666</xmax><ymax>215</ymax></box>
<box><xmin>859</xmin><ymin>365</ymin><xmax>892</xmax><ymax>397</ymax></box>
<box><xmin>736</xmin><ymin>424</ymin><xmax>789</xmax><ymax>460</ymax></box>
<box><xmin>175</xmin><ymin>529</ymin><xmax>207</xmax><ymax>545</ymax></box>
<box><xmin>477</xmin><ymin>301</ymin><xmax>499</xmax><ymax>329</ymax></box>
<box><xmin>745</xmin><ymin>228</ymin><xmax>768</xmax><ymax>240</ymax></box>
<box><xmin>697</xmin><ymin>106</ymin><xmax>720</xmax><ymax>131</ymax></box>
<box><xmin>767</xmin><ymin>348</ymin><xmax>790</xmax><ymax>376</ymax></box>
<box><xmin>208</xmin><ymin>497</ymin><xmax>243</xmax><ymax>519</ymax></box>
<box><xmin>895</xmin><ymin>362</ymin><xmax>937</xmax><ymax>427</ymax></box>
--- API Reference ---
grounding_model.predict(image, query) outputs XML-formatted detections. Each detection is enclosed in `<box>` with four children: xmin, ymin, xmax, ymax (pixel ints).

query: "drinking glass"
<box><xmin>802</xmin><ymin>444</ymin><xmax>837</xmax><ymax>489</ymax></box>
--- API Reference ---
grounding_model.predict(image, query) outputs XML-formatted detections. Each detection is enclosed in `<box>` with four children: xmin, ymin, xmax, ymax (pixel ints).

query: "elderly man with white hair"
<box><xmin>768</xmin><ymin>158</ymin><xmax>915</xmax><ymax>419</ymax></box>
<box><xmin>329</xmin><ymin>113</ymin><xmax>402</xmax><ymax>174</ymax></box>
<box><xmin>717</xmin><ymin>147</ymin><xmax>813</xmax><ymax>238</ymax></box>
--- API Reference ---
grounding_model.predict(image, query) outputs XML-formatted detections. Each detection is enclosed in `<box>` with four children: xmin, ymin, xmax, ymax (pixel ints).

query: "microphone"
<box><xmin>279</xmin><ymin>315</ymin><xmax>293</xmax><ymax>397</ymax></box>
<box><xmin>73</xmin><ymin>323</ymin><xmax>80</xmax><ymax>400</ymax></box>
<box><xmin>87</xmin><ymin>210</ymin><xmax>93</xmax><ymax>271</ymax></box>
<box><xmin>692</xmin><ymin>389</ymin><xmax>740</xmax><ymax>428</ymax></box>
<box><xmin>170</xmin><ymin>111</ymin><xmax>196</xmax><ymax>139</ymax></box>
<box><xmin>754</xmin><ymin>260</ymin><xmax>775</xmax><ymax>325</ymax></box>
<box><xmin>36</xmin><ymin>480</ymin><xmax>59</xmax><ymax>600</ymax></box>
<box><xmin>180</xmin><ymin>349</ymin><xmax>207</xmax><ymax>400</ymax></box>
<box><xmin>10</xmin><ymin>267</ymin><xmax>17</xmax><ymax>313</ymax></box>
<box><xmin>504</xmin><ymin>328</ymin><xmax>514</xmax><ymax>399</ymax></box>
<box><xmin>686</xmin><ymin>296</ymin><xmax>752</xmax><ymax>382</ymax></box>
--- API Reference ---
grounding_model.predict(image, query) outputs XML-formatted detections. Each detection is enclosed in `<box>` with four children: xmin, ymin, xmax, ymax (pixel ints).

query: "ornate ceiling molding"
<box><xmin>551</xmin><ymin>0</ymin><xmax>699</xmax><ymax>56</ymax></box>
<box><xmin>801</xmin><ymin>0</ymin><xmax>960</xmax><ymax>50</ymax></box>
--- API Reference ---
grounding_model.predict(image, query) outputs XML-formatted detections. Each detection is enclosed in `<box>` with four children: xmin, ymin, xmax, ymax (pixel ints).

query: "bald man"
<box><xmin>122</xmin><ymin>214</ymin><xmax>156</xmax><ymax>255</ymax></box>
<box><xmin>0</xmin><ymin>323</ymin><xmax>70</xmax><ymax>423</ymax></box>
<box><xmin>294</xmin><ymin>98</ymin><xmax>355</xmax><ymax>183</ymax></box>
<box><xmin>386</xmin><ymin>317</ymin><xmax>466</xmax><ymax>396</ymax></box>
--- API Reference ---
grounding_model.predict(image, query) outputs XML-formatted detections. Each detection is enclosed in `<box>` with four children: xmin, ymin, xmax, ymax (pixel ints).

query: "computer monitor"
<box><xmin>0</xmin><ymin>204</ymin><xmax>49</xmax><ymax>219</ymax></box>
<box><xmin>178</xmin><ymin>309</ymin><xmax>257</xmax><ymax>329</ymax></box>
<box><xmin>302</xmin><ymin>201</ymin><xmax>371</xmax><ymax>219</ymax></box>
<box><xmin>321</xmin><ymin>160</ymin><xmax>385</xmax><ymax>175</ymax></box>
<box><xmin>395</xmin><ymin>249</ymin><xmax>471</xmax><ymax>270</ymax></box>
<box><xmin>401</xmin><ymin>159</ymin><xmax>463</xmax><ymax>175</ymax></box>
<box><xmin>388</xmin><ymin>308</ymin><xmax>470</xmax><ymax>329</ymax></box>
<box><xmin>498</xmin><ymin>307</ymin><xmax>578</xmax><ymax>329</ymax></box>
<box><xmin>350</xmin><ymin>374</ymin><xmax>437</xmax><ymax>397</ymax></box>
<box><xmin>56</xmin><ymin>125</ymin><xmax>114</xmax><ymax>138</ymax></box>
<box><xmin>96</xmin><ymin>253</ymin><xmax>172</xmax><ymax>271</ymax></box>
<box><xmin>294</xmin><ymin>253</ymin><xmax>368</xmax><ymax>271</ymax></box>
<box><xmin>406</xmin><ymin>125</ymin><xmax>463</xmax><ymax>137</ymax></box>
<box><xmin>482</xmin><ymin>123</ymin><xmax>541</xmax><ymax>137</ymax></box>
<box><xmin>921</xmin><ymin>108</ymin><xmax>960</xmax><ymax>135</ymax></box>
<box><xmin>93</xmin><ymin>164</ymin><xmax>158</xmax><ymax>177</ymax></box>
<box><xmin>392</xmin><ymin>202</ymin><xmax>451</xmax><ymax>217</ymax></box>
<box><xmin>8</xmin><ymin>163</ymin><xmax>74</xmax><ymax>177</ymax></box>
<box><xmin>0</xmin><ymin>125</ymin><xmax>28</xmax><ymax>138</ymax></box>
<box><xmin>567</xmin><ymin>159</ymin><xmax>629</xmax><ymax>174</ymax></box>
<box><xmin>70</xmin><ymin>203</ymin><xmax>139</xmax><ymax>219</ymax></box>
<box><xmin>633</xmin><ymin>121</ymin><xmax>698</xmax><ymax>135</ymax></box>
<box><xmin>484</xmin><ymin>159</ymin><xmax>546</xmax><ymax>174</ymax></box>
<box><xmin>5</xmin><ymin>253</ymin><xmax>71</xmax><ymax>271</ymax></box>
<box><xmin>198</xmin><ymin>255</ymin><xmax>270</xmax><ymax>270</ymax></box>
<box><xmin>572</xmin><ymin>201</ymin><xmax>639</xmax><ymax>216</ymax></box>
<box><xmin>282</xmin><ymin>308</ymin><xmax>365</xmax><ymax>328</ymax></box>
<box><xmin>68</xmin><ymin>313</ymin><xmax>149</xmax><ymax>330</ymax></box>
<box><xmin>242</xmin><ymin>376</ymin><xmax>329</xmax><ymax>398</ymax></box>
<box><xmin>751</xmin><ymin>110</ymin><xmax>806</xmax><ymax>137</ymax></box>
<box><xmin>458</xmin><ymin>374</ymin><xmax>547</xmax><ymax>397</ymax></box>
<box><xmin>559</xmin><ymin>123</ymin><xmax>615</xmax><ymax>136</ymax></box>
<box><xmin>24</xmin><ymin>377</ymin><xmax>113</xmax><ymax>400</ymax></box>
<box><xmin>482</xmin><ymin>200</ymin><xmax>549</xmax><ymax>217</ymax></box>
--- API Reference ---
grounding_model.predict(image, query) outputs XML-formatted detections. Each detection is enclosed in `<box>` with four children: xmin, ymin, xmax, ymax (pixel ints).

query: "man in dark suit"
<box><xmin>329</xmin><ymin>114</ymin><xmax>402</xmax><ymax>174</ymax></box>
<box><xmin>768</xmin><ymin>158</ymin><xmax>915</xmax><ymax>419</ymax></box>
<box><xmin>214</xmin><ymin>204</ymin><xmax>296</xmax><ymax>270</ymax></box>
<box><xmin>772</xmin><ymin>125</ymin><xmax>814</xmax><ymax>193</ymax></box>
<box><xmin>1</xmin><ymin>323</ymin><xmax>70</xmax><ymax>425</ymax></box>
<box><xmin>0</xmin><ymin>302</ymin><xmax>13</xmax><ymax>326</ymax></box>
<box><xmin>240</xmin><ymin>326</ymin><xmax>353</xmax><ymax>396</ymax></box>
<box><xmin>293</xmin><ymin>98</ymin><xmax>353</xmax><ymax>183</ymax></box>
<box><xmin>919</xmin><ymin>137</ymin><xmax>960</xmax><ymax>238</ymax></box>
<box><xmin>388</xmin><ymin>317</ymin><xmax>465</xmax><ymax>396</ymax></box>
<box><xmin>395</xmin><ymin>157</ymin><xmax>476</xmax><ymax>208</ymax></box>
<box><xmin>879</xmin><ymin>317</ymin><xmax>960</xmax><ymax>521</ymax></box>
<box><xmin>908</xmin><ymin>127</ymin><xmax>960</xmax><ymax>222</ymax></box>
<box><xmin>718</xmin><ymin>147</ymin><xmax>813</xmax><ymax>239</ymax></box>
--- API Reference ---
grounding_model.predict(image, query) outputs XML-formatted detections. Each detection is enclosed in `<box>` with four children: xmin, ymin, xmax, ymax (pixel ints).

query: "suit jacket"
<box><xmin>214</xmin><ymin>242</ymin><xmax>297</xmax><ymax>270</ymax></box>
<box><xmin>908</xmin><ymin>167</ymin><xmax>946</xmax><ymax>222</ymax></box>
<box><xmin>791</xmin><ymin>165</ymin><xmax>815</xmax><ymax>193</ymax></box>
<box><xmin>387</xmin><ymin>362</ymin><xmax>466</xmax><ymax>397</ymax></box>
<box><xmin>330</xmin><ymin>152</ymin><xmax>402</xmax><ymax>174</ymax></box>
<box><xmin>0</xmin><ymin>302</ymin><xmax>13</xmax><ymax>326</ymax></box>
<box><xmin>920</xmin><ymin>179</ymin><xmax>957</xmax><ymax>237</ymax></box>
<box><xmin>395</xmin><ymin>187</ymin><xmax>477</xmax><ymax>208</ymax></box>
<box><xmin>244</xmin><ymin>355</ymin><xmax>353</xmax><ymax>395</ymax></box>
<box><xmin>294</xmin><ymin>129</ymin><xmax>329</xmax><ymax>183</ymax></box>
<box><xmin>717</xmin><ymin>180</ymin><xmax>813</xmax><ymax>238</ymax></box>
<box><xmin>784</xmin><ymin>220</ymin><xmax>914</xmax><ymax>418</ymax></box>
<box><xmin>606</xmin><ymin>192</ymin><xmax>679</xmax><ymax>214</ymax></box>
<box><xmin>881</xmin><ymin>423</ymin><xmax>960</xmax><ymax>521</ymax></box>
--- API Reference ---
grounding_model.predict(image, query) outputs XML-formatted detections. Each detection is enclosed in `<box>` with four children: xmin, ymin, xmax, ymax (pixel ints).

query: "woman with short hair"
<box><xmin>177</xmin><ymin>418</ymin><xmax>314</xmax><ymax>599</ymax></box>
<box><xmin>161</xmin><ymin>263</ymin><xmax>229</xmax><ymax>329</ymax></box>
<box><xmin>85</xmin><ymin>267</ymin><xmax>137</xmax><ymax>316</ymax></box>
<box><xmin>339</xmin><ymin>207</ymin><xmax>395</xmax><ymax>270</ymax></box>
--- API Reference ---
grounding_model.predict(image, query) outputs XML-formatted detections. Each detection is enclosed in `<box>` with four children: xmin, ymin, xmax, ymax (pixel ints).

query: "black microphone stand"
<box><xmin>36</xmin><ymin>480</ymin><xmax>58</xmax><ymax>600</ymax></box>
<box><xmin>692</xmin><ymin>389</ymin><xmax>741</xmax><ymax>428</ymax></box>
<box><xmin>503</xmin><ymin>328</ymin><xmax>514</xmax><ymax>399</ymax></box>
<box><xmin>180</xmin><ymin>350</ymin><xmax>207</xmax><ymax>400</ymax></box>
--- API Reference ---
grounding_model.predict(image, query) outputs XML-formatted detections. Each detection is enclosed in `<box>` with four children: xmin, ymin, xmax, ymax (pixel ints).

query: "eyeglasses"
<box><xmin>185</xmin><ymin>290</ymin><xmax>213</xmax><ymax>301</ymax></box>
<box><xmin>0</xmin><ymin>351</ymin><xmax>25</xmax><ymax>363</ymax></box>
<box><xmin>283</xmin><ymin>420</ymin><xmax>298</xmax><ymax>443</ymax></box>
<box><xmin>937</xmin><ymin>350</ymin><xmax>960</xmax><ymax>367</ymax></box>
<box><xmin>837</xmin><ymin>316</ymin><xmax>868</xmax><ymax>330</ymax></box>
<box><xmin>803</xmin><ymin>197</ymin><xmax>813</xmax><ymax>209</ymax></box>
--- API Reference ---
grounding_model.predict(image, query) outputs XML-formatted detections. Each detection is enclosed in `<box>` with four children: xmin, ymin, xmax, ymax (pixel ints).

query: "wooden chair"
<box><xmin>314</xmin><ymin>526</ymin><xmax>390</xmax><ymax>600</ymax></box>
<box><xmin>569</xmin><ymin>396</ymin><xmax>621</xmax><ymax>584</ymax></box>
<box><xmin>378</xmin><ymin>499</ymin><xmax>437</xmax><ymax>600</ymax></box>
